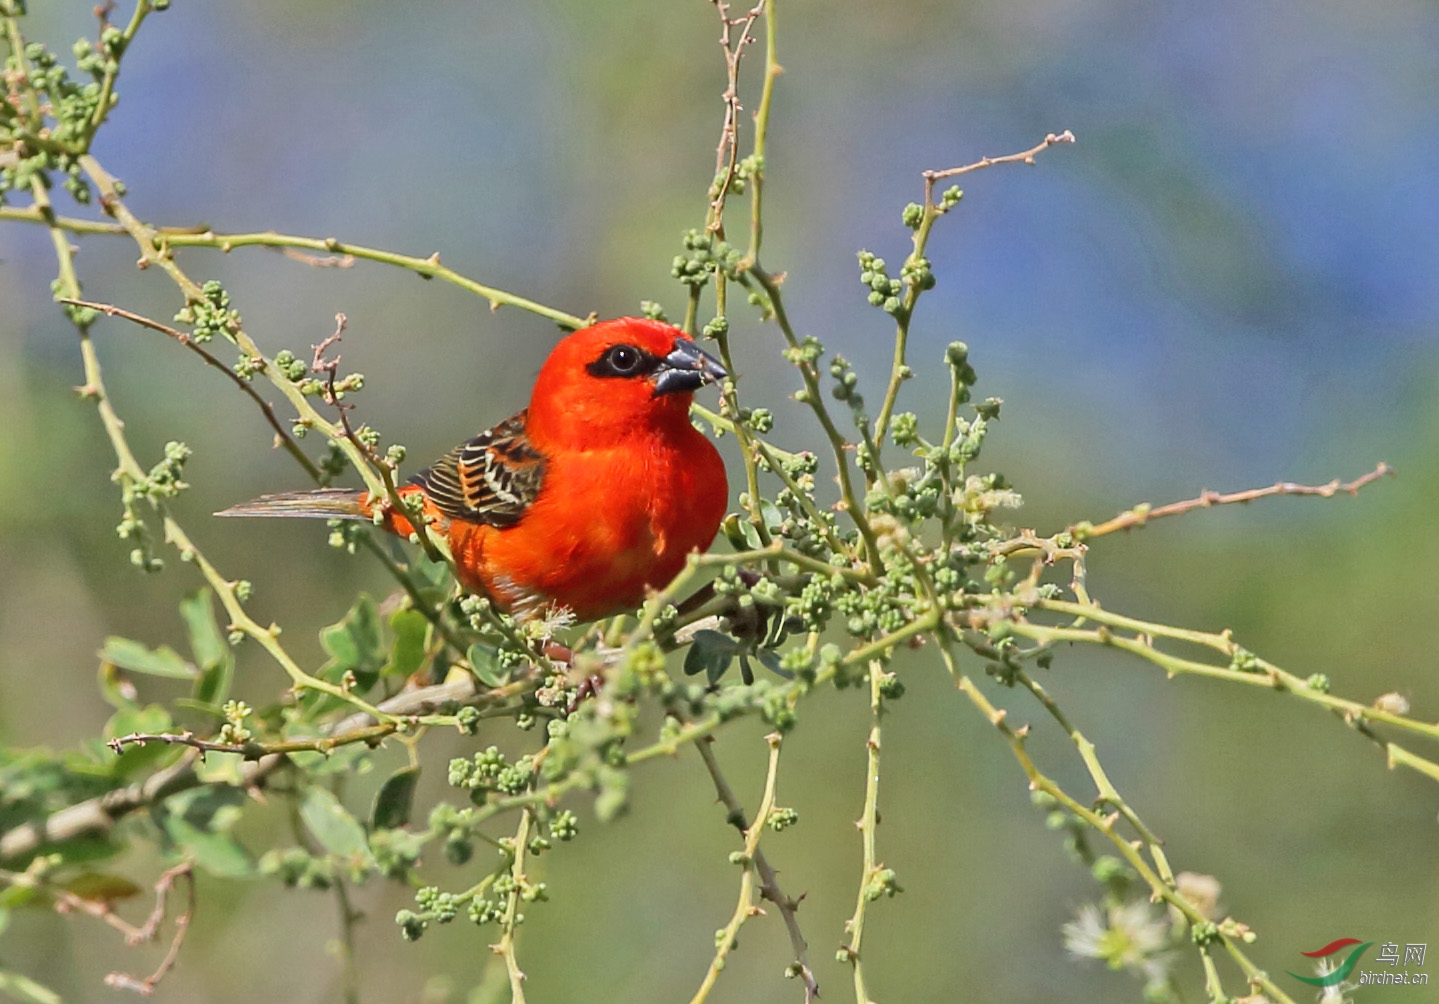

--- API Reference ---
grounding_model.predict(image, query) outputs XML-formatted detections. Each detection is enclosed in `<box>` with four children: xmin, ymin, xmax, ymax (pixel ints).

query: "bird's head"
<box><xmin>527</xmin><ymin>318</ymin><xmax>727</xmax><ymax>448</ymax></box>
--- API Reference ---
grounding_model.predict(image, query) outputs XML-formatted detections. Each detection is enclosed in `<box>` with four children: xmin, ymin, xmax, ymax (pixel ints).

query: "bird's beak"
<box><xmin>652</xmin><ymin>338</ymin><xmax>728</xmax><ymax>397</ymax></box>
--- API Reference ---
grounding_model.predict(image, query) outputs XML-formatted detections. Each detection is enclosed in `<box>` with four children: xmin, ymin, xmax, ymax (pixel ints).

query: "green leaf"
<box><xmin>467</xmin><ymin>643</ymin><xmax>510</xmax><ymax>688</ymax></box>
<box><xmin>684</xmin><ymin>629</ymin><xmax>739</xmax><ymax>684</ymax></box>
<box><xmin>181</xmin><ymin>589</ymin><xmax>233</xmax><ymax>706</ymax></box>
<box><xmin>179</xmin><ymin>588</ymin><xmax>227</xmax><ymax>672</ymax></box>
<box><xmin>96</xmin><ymin>661</ymin><xmax>137</xmax><ymax>710</ymax></box>
<box><xmin>384</xmin><ymin>609</ymin><xmax>428</xmax><ymax>679</ymax></box>
<box><xmin>155</xmin><ymin>787</ymin><xmax>251</xmax><ymax>877</ymax></box>
<box><xmin>62</xmin><ymin>872</ymin><xmax>142</xmax><ymax>904</ymax></box>
<box><xmin>103</xmin><ymin>704</ymin><xmax>179</xmax><ymax>778</ymax></box>
<box><xmin>593</xmin><ymin>765</ymin><xmax>629</xmax><ymax>823</ymax></box>
<box><xmin>0</xmin><ymin>968</ymin><xmax>62</xmax><ymax>1004</ymax></box>
<box><xmin>759</xmin><ymin>498</ymin><xmax>784</xmax><ymax>532</ymax></box>
<box><xmin>755</xmin><ymin>648</ymin><xmax>793</xmax><ymax>680</ymax></box>
<box><xmin>0</xmin><ymin>885</ymin><xmax>38</xmax><ymax>911</ymax></box>
<box><xmin>411</xmin><ymin>551</ymin><xmax>452</xmax><ymax>589</ymax></box>
<box><xmin>300</xmin><ymin>787</ymin><xmax>374</xmax><ymax>865</ymax></box>
<box><xmin>318</xmin><ymin>595</ymin><xmax>384</xmax><ymax>692</ymax></box>
<box><xmin>104</xmin><ymin>703</ymin><xmax>171</xmax><ymax>740</ymax></box>
<box><xmin>721</xmin><ymin>513</ymin><xmax>752</xmax><ymax>551</ymax></box>
<box><xmin>99</xmin><ymin>637</ymin><xmax>193</xmax><ymax>678</ymax></box>
<box><xmin>371</xmin><ymin>766</ymin><xmax>420</xmax><ymax>830</ymax></box>
<box><xmin>163</xmin><ymin>821</ymin><xmax>252</xmax><ymax>878</ymax></box>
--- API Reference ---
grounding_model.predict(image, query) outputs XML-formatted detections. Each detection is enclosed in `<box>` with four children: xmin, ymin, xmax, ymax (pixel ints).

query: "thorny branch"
<box><xmin>102</xmin><ymin>861</ymin><xmax>195</xmax><ymax>997</ymax></box>
<box><xmin>696</xmin><ymin>737</ymin><xmax>819</xmax><ymax>1003</ymax></box>
<box><xmin>1070</xmin><ymin>462</ymin><xmax>1395</xmax><ymax>539</ymax></box>
<box><xmin>0</xmin><ymin>859</ymin><xmax>196</xmax><ymax>998</ymax></box>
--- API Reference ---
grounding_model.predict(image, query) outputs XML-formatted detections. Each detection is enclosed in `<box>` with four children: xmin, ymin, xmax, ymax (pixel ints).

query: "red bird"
<box><xmin>220</xmin><ymin>318</ymin><xmax>729</xmax><ymax>622</ymax></box>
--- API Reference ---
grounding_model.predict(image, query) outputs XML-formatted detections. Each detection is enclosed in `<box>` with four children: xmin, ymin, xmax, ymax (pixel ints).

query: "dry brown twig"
<box><xmin>922</xmin><ymin>130</ymin><xmax>1076</xmax><ymax>207</ymax></box>
<box><xmin>102</xmin><ymin>861</ymin><xmax>196</xmax><ymax>996</ymax></box>
<box><xmin>706</xmin><ymin>0</ymin><xmax>766</xmax><ymax>231</ymax></box>
<box><xmin>59</xmin><ymin>296</ymin><xmax>323</xmax><ymax>478</ymax></box>
<box><xmin>1</xmin><ymin>858</ymin><xmax>198</xmax><ymax>997</ymax></box>
<box><xmin>1071</xmin><ymin>462</ymin><xmax>1395</xmax><ymax>540</ymax></box>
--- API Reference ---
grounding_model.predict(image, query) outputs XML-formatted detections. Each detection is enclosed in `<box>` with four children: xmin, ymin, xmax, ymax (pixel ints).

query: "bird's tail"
<box><xmin>215</xmin><ymin>488</ymin><xmax>367</xmax><ymax>521</ymax></box>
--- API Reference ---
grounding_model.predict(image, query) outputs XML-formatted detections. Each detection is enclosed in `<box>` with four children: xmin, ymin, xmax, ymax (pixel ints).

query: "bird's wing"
<box><xmin>407</xmin><ymin>410</ymin><xmax>547</xmax><ymax>527</ymax></box>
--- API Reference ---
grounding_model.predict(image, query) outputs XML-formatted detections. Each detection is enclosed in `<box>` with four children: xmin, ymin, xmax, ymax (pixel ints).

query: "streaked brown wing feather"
<box><xmin>408</xmin><ymin>410</ymin><xmax>546</xmax><ymax>527</ymax></box>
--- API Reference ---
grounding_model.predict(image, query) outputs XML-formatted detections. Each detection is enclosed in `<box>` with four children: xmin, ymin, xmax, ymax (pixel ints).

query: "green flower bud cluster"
<box><xmin>0</xmin><ymin>39</ymin><xmax>112</xmax><ymax>201</ymax></box>
<box><xmin>777</xmin><ymin>645</ymin><xmax>815</xmax><ymax>679</ymax></box>
<box><xmin>50</xmin><ymin>279</ymin><xmax>96</xmax><ymax>325</ymax></box>
<box><xmin>782</xmin><ymin>335</ymin><xmax>823</xmax><ymax>367</ymax></box>
<box><xmin>890</xmin><ymin>411</ymin><xmax>920</xmax><ymax>448</ymax></box>
<box><xmin>612</xmin><ymin>641</ymin><xmax>669</xmax><ymax>698</ymax></box>
<box><xmin>317</xmin><ymin>442</ymin><xmax>347</xmax><ymax>480</ymax></box>
<box><xmin>174</xmin><ymin>281</ymin><xmax>240</xmax><ymax>344</ymax></box>
<box><xmin>856</xmin><ymin>250</ymin><xmax>904</xmax><ymax>316</ymax></box>
<box><xmin>784</xmin><ymin>573</ymin><xmax>837</xmax><ymax>632</ymax></box>
<box><xmin>232</xmin><ymin>352</ymin><xmax>263</xmax><ymax>381</ymax></box>
<box><xmin>946</xmin><ymin>341</ymin><xmax>977</xmax><ymax>389</ymax></box>
<box><xmin>742</xmin><ymin>407</ymin><xmax>774</xmax><ymax>433</ymax></box>
<box><xmin>1090</xmin><ymin>854</ymin><xmax>1135</xmax><ymax>890</ymax></box>
<box><xmin>414</xmin><ymin>885</ymin><xmax>462</xmax><ymax>924</ymax></box>
<box><xmin>326</xmin><ymin>518</ymin><xmax>365</xmax><ymax>553</ymax></box>
<box><xmin>900</xmin><ymin>255</ymin><xmax>935</xmax><ymax>294</ymax></box>
<box><xmin>427</xmin><ymin>803</ymin><xmax>482</xmax><ymax>865</ymax></box>
<box><xmin>394</xmin><ymin>908</ymin><xmax>427</xmax><ymax>941</ymax></box>
<box><xmin>639</xmin><ymin>300</ymin><xmax>668</xmax><ymax>321</ymax></box>
<box><xmin>767</xmin><ymin>806</ymin><xmax>799</xmax><ymax>831</ymax></box>
<box><xmin>866</xmin><ymin>467</ymin><xmax>942</xmax><ymax>526</ymax></box>
<box><xmin>1189</xmin><ymin>921</ymin><xmax>1220</xmax><ymax>947</ymax></box>
<box><xmin>863</xmin><ymin>866</ymin><xmax>902</xmax><ymax>900</ymax></box>
<box><xmin>122</xmin><ymin>440</ymin><xmax>192</xmax><ymax>508</ymax></box>
<box><xmin>549</xmin><ymin>809</ymin><xmax>579</xmax><ymax>841</ymax></box>
<box><xmin>1033</xmin><ymin>790</ymin><xmax>1095</xmax><ymax>865</ymax></box>
<box><xmin>454</xmin><ymin>705</ymin><xmax>482</xmax><ymax>735</ymax></box>
<box><xmin>271</xmin><ymin>349</ymin><xmax>308</xmax><ymax>382</ymax></box>
<box><xmin>834</xmin><ymin>563</ymin><xmax>914</xmax><ymax>641</ymax></box>
<box><xmin>217</xmin><ymin>699</ymin><xmax>252</xmax><ymax>745</ymax></box>
<box><xmin>828</xmin><ymin>355</ymin><xmax>865</xmax><ymax>421</ymax></box>
<box><xmin>672</xmin><ymin>229</ymin><xmax>745</xmax><ymax>290</ymax></box>
<box><xmin>447</xmin><ymin>746</ymin><xmax>534</xmax><ymax>797</ymax></box>
<box><xmin>368</xmin><ymin>827</ymin><xmax>425</xmax><ymax>878</ymax></box>
<box><xmin>1228</xmin><ymin>646</ymin><xmax>1259</xmax><ymax>674</ymax></box>
<box><xmin>135</xmin><ymin>437</ymin><xmax>192</xmax><ymax>500</ymax></box>
<box><xmin>876</xmin><ymin>670</ymin><xmax>905</xmax><ymax>700</ymax></box>
<box><xmin>260</xmin><ymin>846</ymin><xmax>336</xmax><ymax>890</ymax></box>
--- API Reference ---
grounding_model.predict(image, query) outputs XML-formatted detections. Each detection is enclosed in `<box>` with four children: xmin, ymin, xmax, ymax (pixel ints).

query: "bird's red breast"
<box><xmin>362</xmin><ymin>318</ymin><xmax>729</xmax><ymax>621</ymax></box>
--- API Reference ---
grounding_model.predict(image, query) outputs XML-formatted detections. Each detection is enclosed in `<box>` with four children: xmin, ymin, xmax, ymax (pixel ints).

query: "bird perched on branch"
<box><xmin>219</xmin><ymin>318</ymin><xmax>729</xmax><ymax>622</ymax></box>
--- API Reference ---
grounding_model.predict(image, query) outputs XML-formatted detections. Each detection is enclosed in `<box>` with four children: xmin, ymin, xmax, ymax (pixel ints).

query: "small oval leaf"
<box><xmin>301</xmin><ymin>787</ymin><xmax>374</xmax><ymax>864</ymax></box>
<box><xmin>99</xmin><ymin>637</ymin><xmax>194</xmax><ymax>678</ymax></box>
<box><xmin>371</xmin><ymin>766</ymin><xmax>420</xmax><ymax>830</ymax></box>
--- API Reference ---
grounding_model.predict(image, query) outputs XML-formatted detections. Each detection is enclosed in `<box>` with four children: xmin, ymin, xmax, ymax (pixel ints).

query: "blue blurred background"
<box><xmin>1</xmin><ymin>1</ymin><xmax>1436</xmax><ymax>1001</ymax></box>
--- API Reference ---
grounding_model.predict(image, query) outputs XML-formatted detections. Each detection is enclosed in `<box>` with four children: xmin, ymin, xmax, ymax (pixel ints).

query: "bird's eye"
<box><xmin>606</xmin><ymin>345</ymin><xmax>641</xmax><ymax>373</ymax></box>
